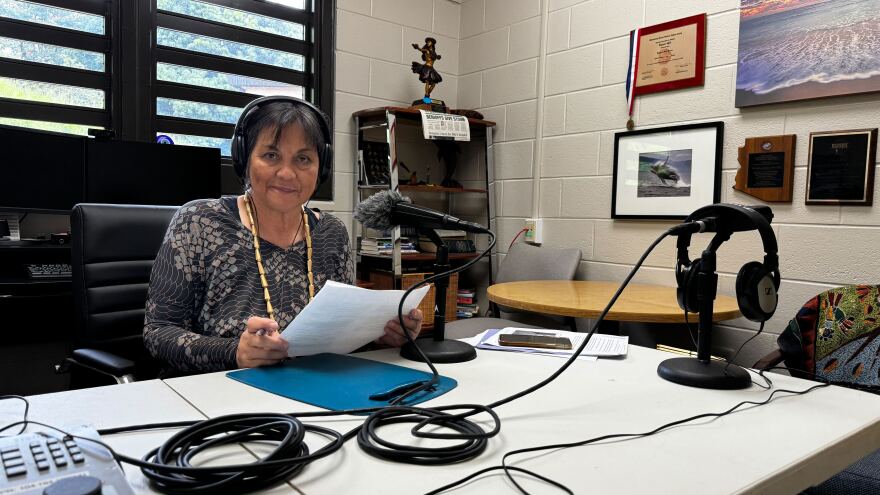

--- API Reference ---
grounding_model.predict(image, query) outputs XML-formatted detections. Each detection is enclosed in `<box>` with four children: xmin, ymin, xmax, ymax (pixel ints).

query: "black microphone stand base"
<box><xmin>657</xmin><ymin>357</ymin><xmax>751</xmax><ymax>390</ymax></box>
<box><xmin>400</xmin><ymin>339</ymin><xmax>477</xmax><ymax>363</ymax></box>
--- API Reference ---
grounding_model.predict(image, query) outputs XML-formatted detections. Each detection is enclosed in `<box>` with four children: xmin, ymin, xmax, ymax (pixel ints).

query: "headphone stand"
<box><xmin>658</xmin><ymin>238</ymin><xmax>751</xmax><ymax>389</ymax></box>
<box><xmin>400</xmin><ymin>229</ymin><xmax>476</xmax><ymax>363</ymax></box>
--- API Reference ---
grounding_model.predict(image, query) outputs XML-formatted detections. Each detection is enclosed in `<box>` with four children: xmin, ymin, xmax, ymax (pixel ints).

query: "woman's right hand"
<box><xmin>236</xmin><ymin>317</ymin><xmax>290</xmax><ymax>368</ymax></box>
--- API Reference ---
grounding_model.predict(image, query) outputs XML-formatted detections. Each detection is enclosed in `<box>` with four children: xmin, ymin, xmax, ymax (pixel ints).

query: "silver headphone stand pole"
<box><xmin>658</xmin><ymin>231</ymin><xmax>751</xmax><ymax>389</ymax></box>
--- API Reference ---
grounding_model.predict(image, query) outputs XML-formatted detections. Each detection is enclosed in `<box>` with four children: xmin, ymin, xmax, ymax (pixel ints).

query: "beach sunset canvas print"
<box><xmin>736</xmin><ymin>0</ymin><xmax>880</xmax><ymax>107</ymax></box>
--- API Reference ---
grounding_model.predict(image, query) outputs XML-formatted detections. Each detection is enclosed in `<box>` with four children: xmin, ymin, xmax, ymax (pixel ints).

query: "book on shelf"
<box><xmin>456</xmin><ymin>287</ymin><xmax>479</xmax><ymax>318</ymax></box>
<box><xmin>364</xmin><ymin>226</ymin><xmax>419</xmax><ymax>238</ymax></box>
<box><xmin>360</xmin><ymin>237</ymin><xmax>419</xmax><ymax>255</ymax></box>
<box><xmin>456</xmin><ymin>304</ymin><xmax>479</xmax><ymax>318</ymax></box>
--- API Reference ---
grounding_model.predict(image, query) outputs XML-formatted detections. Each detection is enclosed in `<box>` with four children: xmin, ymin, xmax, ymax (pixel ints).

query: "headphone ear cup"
<box><xmin>231</xmin><ymin>131</ymin><xmax>246</xmax><ymax>181</ymax></box>
<box><xmin>319</xmin><ymin>143</ymin><xmax>332</xmax><ymax>185</ymax></box>
<box><xmin>736</xmin><ymin>261</ymin><xmax>778</xmax><ymax>322</ymax></box>
<box><xmin>677</xmin><ymin>260</ymin><xmax>702</xmax><ymax>314</ymax></box>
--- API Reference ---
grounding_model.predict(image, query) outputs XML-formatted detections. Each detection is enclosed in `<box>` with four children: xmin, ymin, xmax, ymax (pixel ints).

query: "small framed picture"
<box><xmin>612</xmin><ymin>122</ymin><xmax>723</xmax><ymax>219</ymax></box>
<box><xmin>806</xmin><ymin>129</ymin><xmax>877</xmax><ymax>206</ymax></box>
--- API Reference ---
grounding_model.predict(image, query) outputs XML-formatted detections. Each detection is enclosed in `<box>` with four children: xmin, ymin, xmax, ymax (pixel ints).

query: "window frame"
<box><xmin>0</xmin><ymin>0</ymin><xmax>112</xmax><ymax>129</ymax></box>
<box><xmin>147</xmin><ymin>0</ymin><xmax>335</xmax><ymax>198</ymax></box>
<box><xmin>0</xmin><ymin>0</ymin><xmax>336</xmax><ymax>199</ymax></box>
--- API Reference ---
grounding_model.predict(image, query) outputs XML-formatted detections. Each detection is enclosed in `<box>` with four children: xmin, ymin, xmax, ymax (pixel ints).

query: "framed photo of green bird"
<box><xmin>612</xmin><ymin>122</ymin><xmax>723</xmax><ymax>219</ymax></box>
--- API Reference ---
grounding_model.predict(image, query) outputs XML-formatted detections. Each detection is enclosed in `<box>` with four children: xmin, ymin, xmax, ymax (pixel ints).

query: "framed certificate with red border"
<box><xmin>632</xmin><ymin>14</ymin><xmax>706</xmax><ymax>96</ymax></box>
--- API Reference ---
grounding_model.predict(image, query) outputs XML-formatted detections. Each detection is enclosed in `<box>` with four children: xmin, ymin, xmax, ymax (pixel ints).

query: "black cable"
<box><xmin>357</xmin><ymin>225</ymin><xmax>665</xmax><ymax>473</ymax></box>
<box><xmin>0</xmin><ymin>395</ymin><xmax>27</xmax><ymax>435</ymax></box>
<box><xmin>725</xmin><ymin>321</ymin><xmax>774</xmax><ymax>389</ymax></box>
<box><xmin>435</xmin><ymin>372</ymin><xmax>830</xmax><ymax>495</ymax></box>
<box><xmin>365</xmin><ymin>227</ymin><xmax>674</xmax><ymax>493</ymax></box>
<box><xmin>0</xmin><ymin>412</ymin><xmax>346</xmax><ymax>495</ymax></box>
<box><xmin>425</xmin><ymin>466</ymin><xmax>573</xmax><ymax>495</ymax></box>
<box><xmin>353</xmin><ymin>231</ymin><xmax>502</xmax><ymax>465</ymax></box>
<box><xmin>727</xmin><ymin>320</ymin><xmax>765</xmax><ymax>371</ymax></box>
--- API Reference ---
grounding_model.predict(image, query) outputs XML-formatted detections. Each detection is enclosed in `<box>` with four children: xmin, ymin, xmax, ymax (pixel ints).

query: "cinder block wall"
<box><xmin>459</xmin><ymin>0</ymin><xmax>880</xmax><ymax>364</ymax></box>
<box><xmin>330</xmin><ymin>0</ymin><xmax>462</xmax><ymax>237</ymax></box>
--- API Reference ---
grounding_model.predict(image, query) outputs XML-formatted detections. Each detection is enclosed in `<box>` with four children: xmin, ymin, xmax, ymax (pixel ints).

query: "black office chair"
<box><xmin>57</xmin><ymin>203</ymin><xmax>177</xmax><ymax>387</ymax></box>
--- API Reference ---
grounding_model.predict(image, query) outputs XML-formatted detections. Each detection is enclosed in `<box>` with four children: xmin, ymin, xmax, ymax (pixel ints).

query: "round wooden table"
<box><xmin>487</xmin><ymin>280</ymin><xmax>740</xmax><ymax>324</ymax></box>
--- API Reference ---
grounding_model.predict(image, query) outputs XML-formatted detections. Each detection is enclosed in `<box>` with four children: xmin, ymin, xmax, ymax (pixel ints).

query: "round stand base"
<box><xmin>657</xmin><ymin>357</ymin><xmax>751</xmax><ymax>390</ymax></box>
<box><xmin>400</xmin><ymin>338</ymin><xmax>476</xmax><ymax>363</ymax></box>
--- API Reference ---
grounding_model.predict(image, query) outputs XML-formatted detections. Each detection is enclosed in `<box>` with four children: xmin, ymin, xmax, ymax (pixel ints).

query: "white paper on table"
<box><xmin>473</xmin><ymin>327</ymin><xmax>628</xmax><ymax>360</ymax></box>
<box><xmin>280</xmin><ymin>280</ymin><xmax>430</xmax><ymax>357</ymax></box>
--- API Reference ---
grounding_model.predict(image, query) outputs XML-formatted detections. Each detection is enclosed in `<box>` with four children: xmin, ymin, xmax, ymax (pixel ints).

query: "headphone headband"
<box><xmin>231</xmin><ymin>95</ymin><xmax>333</xmax><ymax>186</ymax></box>
<box><xmin>676</xmin><ymin>203</ymin><xmax>778</xmax><ymax>270</ymax></box>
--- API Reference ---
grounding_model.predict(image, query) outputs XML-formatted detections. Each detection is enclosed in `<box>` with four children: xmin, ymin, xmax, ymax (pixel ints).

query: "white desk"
<box><xmin>165</xmin><ymin>347</ymin><xmax>880</xmax><ymax>495</ymax></box>
<box><xmin>4</xmin><ymin>349</ymin><xmax>880</xmax><ymax>494</ymax></box>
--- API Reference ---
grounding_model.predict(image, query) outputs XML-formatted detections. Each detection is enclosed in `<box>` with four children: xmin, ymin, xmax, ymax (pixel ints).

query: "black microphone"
<box><xmin>354</xmin><ymin>190</ymin><xmax>489</xmax><ymax>233</ymax></box>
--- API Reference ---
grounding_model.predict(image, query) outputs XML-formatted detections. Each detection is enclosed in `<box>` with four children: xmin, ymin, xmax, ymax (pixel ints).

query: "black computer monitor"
<box><xmin>0</xmin><ymin>125</ymin><xmax>85</xmax><ymax>213</ymax></box>
<box><xmin>85</xmin><ymin>139</ymin><xmax>221</xmax><ymax>206</ymax></box>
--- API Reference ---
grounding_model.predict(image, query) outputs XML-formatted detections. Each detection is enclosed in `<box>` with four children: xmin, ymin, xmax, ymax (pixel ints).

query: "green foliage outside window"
<box><xmin>156</xmin><ymin>63</ymin><xmax>303</xmax><ymax>97</ymax></box>
<box><xmin>0</xmin><ymin>0</ymin><xmax>104</xmax><ymax>34</ymax></box>
<box><xmin>157</xmin><ymin>0</ymin><xmax>303</xmax><ymax>39</ymax></box>
<box><xmin>0</xmin><ymin>76</ymin><xmax>103</xmax><ymax>108</ymax></box>
<box><xmin>0</xmin><ymin>36</ymin><xmax>104</xmax><ymax>72</ymax></box>
<box><xmin>157</xmin><ymin>28</ymin><xmax>304</xmax><ymax>71</ymax></box>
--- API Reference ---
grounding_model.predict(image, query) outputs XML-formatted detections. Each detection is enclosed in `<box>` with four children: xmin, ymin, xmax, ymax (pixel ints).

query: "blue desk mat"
<box><xmin>226</xmin><ymin>353</ymin><xmax>457</xmax><ymax>411</ymax></box>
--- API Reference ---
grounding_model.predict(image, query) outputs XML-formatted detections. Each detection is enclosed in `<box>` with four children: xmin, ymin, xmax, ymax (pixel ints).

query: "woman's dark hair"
<box><xmin>242</xmin><ymin>101</ymin><xmax>326</xmax><ymax>189</ymax></box>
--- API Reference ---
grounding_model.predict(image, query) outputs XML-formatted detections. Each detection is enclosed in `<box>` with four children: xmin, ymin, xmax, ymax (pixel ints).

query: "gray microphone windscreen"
<box><xmin>354</xmin><ymin>189</ymin><xmax>411</xmax><ymax>230</ymax></box>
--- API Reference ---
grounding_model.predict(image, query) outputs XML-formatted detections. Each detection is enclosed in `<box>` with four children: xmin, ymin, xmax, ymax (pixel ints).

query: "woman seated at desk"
<box><xmin>144</xmin><ymin>96</ymin><xmax>422</xmax><ymax>374</ymax></box>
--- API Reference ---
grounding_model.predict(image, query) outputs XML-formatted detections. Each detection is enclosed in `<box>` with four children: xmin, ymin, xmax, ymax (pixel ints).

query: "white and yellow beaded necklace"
<box><xmin>243</xmin><ymin>193</ymin><xmax>314</xmax><ymax>322</ymax></box>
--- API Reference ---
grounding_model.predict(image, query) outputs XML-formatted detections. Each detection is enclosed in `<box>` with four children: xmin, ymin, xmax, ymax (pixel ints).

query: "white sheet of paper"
<box><xmin>280</xmin><ymin>280</ymin><xmax>430</xmax><ymax>357</ymax></box>
<box><xmin>473</xmin><ymin>327</ymin><xmax>628</xmax><ymax>360</ymax></box>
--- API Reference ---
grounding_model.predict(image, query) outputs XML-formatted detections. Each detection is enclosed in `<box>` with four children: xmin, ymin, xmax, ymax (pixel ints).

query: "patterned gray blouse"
<box><xmin>144</xmin><ymin>197</ymin><xmax>354</xmax><ymax>373</ymax></box>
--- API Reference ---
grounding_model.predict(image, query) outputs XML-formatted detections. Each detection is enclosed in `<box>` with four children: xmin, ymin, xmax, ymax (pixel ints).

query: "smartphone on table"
<box><xmin>498</xmin><ymin>330</ymin><xmax>572</xmax><ymax>350</ymax></box>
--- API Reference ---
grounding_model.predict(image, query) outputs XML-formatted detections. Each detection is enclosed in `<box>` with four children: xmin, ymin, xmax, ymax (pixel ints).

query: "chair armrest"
<box><xmin>753</xmin><ymin>349</ymin><xmax>784</xmax><ymax>370</ymax></box>
<box><xmin>70</xmin><ymin>348</ymin><xmax>136</xmax><ymax>378</ymax></box>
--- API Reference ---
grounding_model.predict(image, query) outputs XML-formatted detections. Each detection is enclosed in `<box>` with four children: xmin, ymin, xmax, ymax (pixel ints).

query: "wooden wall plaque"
<box><xmin>734</xmin><ymin>135</ymin><xmax>795</xmax><ymax>202</ymax></box>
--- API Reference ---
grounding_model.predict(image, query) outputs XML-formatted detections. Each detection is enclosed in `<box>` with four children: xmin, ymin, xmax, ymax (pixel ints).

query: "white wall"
<box><xmin>332</xmin><ymin>1</ymin><xmax>880</xmax><ymax>363</ymax></box>
<box><xmin>458</xmin><ymin>0</ymin><xmax>880</xmax><ymax>365</ymax></box>
<box><xmin>328</xmin><ymin>0</ymin><xmax>462</xmax><ymax>235</ymax></box>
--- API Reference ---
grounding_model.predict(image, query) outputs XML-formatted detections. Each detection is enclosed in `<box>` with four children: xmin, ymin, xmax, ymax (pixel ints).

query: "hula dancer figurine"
<box><xmin>411</xmin><ymin>38</ymin><xmax>442</xmax><ymax>102</ymax></box>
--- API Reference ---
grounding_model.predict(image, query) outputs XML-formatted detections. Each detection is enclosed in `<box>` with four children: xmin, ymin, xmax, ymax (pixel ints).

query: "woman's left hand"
<box><xmin>377</xmin><ymin>308</ymin><xmax>423</xmax><ymax>347</ymax></box>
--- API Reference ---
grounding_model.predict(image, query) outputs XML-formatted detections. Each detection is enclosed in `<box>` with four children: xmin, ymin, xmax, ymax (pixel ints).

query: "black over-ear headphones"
<box><xmin>231</xmin><ymin>95</ymin><xmax>333</xmax><ymax>187</ymax></box>
<box><xmin>675</xmin><ymin>203</ymin><xmax>781</xmax><ymax>322</ymax></box>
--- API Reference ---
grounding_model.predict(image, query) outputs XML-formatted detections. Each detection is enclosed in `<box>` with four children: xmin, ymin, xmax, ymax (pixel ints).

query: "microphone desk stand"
<box><xmin>400</xmin><ymin>228</ymin><xmax>477</xmax><ymax>363</ymax></box>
